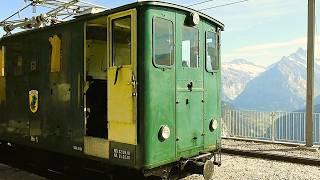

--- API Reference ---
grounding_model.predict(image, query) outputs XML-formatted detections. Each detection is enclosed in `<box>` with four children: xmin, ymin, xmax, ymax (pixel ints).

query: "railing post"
<box><xmin>271</xmin><ymin>112</ymin><xmax>275</xmax><ymax>142</ymax></box>
<box><xmin>228</xmin><ymin>109</ymin><xmax>232</xmax><ymax>137</ymax></box>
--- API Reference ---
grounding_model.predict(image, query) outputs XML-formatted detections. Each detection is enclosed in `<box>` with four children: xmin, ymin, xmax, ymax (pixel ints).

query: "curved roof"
<box><xmin>1</xmin><ymin>1</ymin><xmax>224</xmax><ymax>40</ymax></box>
<box><xmin>139</xmin><ymin>1</ymin><xmax>224</xmax><ymax>30</ymax></box>
<box><xmin>86</xmin><ymin>1</ymin><xmax>224</xmax><ymax>30</ymax></box>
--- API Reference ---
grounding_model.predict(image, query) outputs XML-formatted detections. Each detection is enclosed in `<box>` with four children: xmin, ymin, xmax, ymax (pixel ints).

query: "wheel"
<box><xmin>203</xmin><ymin>160</ymin><xmax>214</xmax><ymax>180</ymax></box>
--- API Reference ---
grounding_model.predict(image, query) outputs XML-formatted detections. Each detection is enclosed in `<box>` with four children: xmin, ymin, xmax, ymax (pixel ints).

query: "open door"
<box><xmin>107</xmin><ymin>9</ymin><xmax>137</xmax><ymax>145</ymax></box>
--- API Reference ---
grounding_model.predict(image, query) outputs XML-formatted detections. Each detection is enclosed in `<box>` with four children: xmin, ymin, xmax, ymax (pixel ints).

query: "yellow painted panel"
<box><xmin>84</xmin><ymin>136</ymin><xmax>109</xmax><ymax>159</ymax></box>
<box><xmin>107</xmin><ymin>9</ymin><xmax>137</xmax><ymax>145</ymax></box>
<box><xmin>0</xmin><ymin>47</ymin><xmax>3</xmax><ymax>77</ymax></box>
<box><xmin>108</xmin><ymin>122</ymin><xmax>136</xmax><ymax>144</ymax></box>
<box><xmin>49</xmin><ymin>35</ymin><xmax>61</xmax><ymax>72</ymax></box>
<box><xmin>0</xmin><ymin>47</ymin><xmax>5</xmax><ymax>104</ymax></box>
<box><xmin>108</xmin><ymin>67</ymin><xmax>137</xmax><ymax>145</ymax></box>
<box><xmin>108</xmin><ymin>67</ymin><xmax>134</xmax><ymax>123</ymax></box>
<box><xmin>0</xmin><ymin>78</ymin><xmax>5</xmax><ymax>104</ymax></box>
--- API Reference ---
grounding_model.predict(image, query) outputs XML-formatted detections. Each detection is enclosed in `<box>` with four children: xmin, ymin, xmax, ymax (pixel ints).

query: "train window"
<box><xmin>0</xmin><ymin>46</ymin><xmax>4</xmax><ymax>77</ymax></box>
<box><xmin>153</xmin><ymin>17</ymin><xmax>174</xmax><ymax>67</ymax></box>
<box><xmin>112</xmin><ymin>16</ymin><xmax>131</xmax><ymax>66</ymax></box>
<box><xmin>182</xmin><ymin>26</ymin><xmax>199</xmax><ymax>68</ymax></box>
<box><xmin>206</xmin><ymin>31</ymin><xmax>218</xmax><ymax>72</ymax></box>
<box><xmin>49</xmin><ymin>35</ymin><xmax>62</xmax><ymax>72</ymax></box>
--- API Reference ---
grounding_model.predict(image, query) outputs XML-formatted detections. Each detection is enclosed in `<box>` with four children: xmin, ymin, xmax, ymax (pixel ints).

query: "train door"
<box><xmin>176</xmin><ymin>15</ymin><xmax>204</xmax><ymax>155</ymax></box>
<box><xmin>107</xmin><ymin>9</ymin><xmax>137</xmax><ymax>145</ymax></box>
<box><xmin>84</xmin><ymin>18</ymin><xmax>109</xmax><ymax>159</ymax></box>
<box><xmin>203</xmin><ymin>27</ymin><xmax>221</xmax><ymax>148</ymax></box>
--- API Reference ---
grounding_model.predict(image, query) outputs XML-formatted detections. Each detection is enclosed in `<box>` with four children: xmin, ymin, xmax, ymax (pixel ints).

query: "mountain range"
<box><xmin>222</xmin><ymin>58</ymin><xmax>265</xmax><ymax>101</ymax></box>
<box><xmin>223</xmin><ymin>48</ymin><xmax>320</xmax><ymax>112</ymax></box>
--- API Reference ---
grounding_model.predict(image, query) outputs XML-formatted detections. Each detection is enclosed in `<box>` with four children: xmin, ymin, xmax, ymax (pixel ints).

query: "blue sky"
<box><xmin>0</xmin><ymin>0</ymin><xmax>320</xmax><ymax>66</ymax></box>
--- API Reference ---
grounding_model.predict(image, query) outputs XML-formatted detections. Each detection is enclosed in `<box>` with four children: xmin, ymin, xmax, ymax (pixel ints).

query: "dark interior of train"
<box><xmin>85</xmin><ymin>25</ymin><xmax>108</xmax><ymax>138</ymax></box>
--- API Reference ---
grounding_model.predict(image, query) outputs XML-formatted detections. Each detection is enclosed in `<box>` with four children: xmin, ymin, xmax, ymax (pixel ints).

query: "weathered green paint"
<box><xmin>0</xmin><ymin>2</ymin><xmax>223</xmax><ymax>172</ymax></box>
<box><xmin>203</xmin><ymin>21</ymin><xmax>222</xmax><ymax>150</ymax></box>
<box><xmin>175</xmin><ymin>12</ymin><xmax>204</xmax><ymax>157</ymax></box>
<box><xmin>141</xmin><ymin>6</ymin><xmax>222</xmax><ymax>168</ymax></box>
<box><xmin>142</xmin><ymin>7</ymin><xmax>177</xmax><ymax>168</ymax></box>
<box><xmin>0</xmin><ymin>22</ymin><xmax>85</xmax><ymax>156</ymax></box>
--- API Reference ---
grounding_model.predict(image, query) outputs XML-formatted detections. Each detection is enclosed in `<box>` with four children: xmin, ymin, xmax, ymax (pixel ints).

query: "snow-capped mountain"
<box><xmin>222</xmin><ymin>59</ymin><xmax>265</xmax><ymax>101</ymax></box>
<box><xmin>232</xmin><ymin>48</ymin><xmax>320</xmax><ymax>111</ymax></box>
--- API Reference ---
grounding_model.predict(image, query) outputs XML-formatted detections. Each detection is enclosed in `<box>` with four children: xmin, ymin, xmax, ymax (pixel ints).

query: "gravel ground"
<box><xmin>184</xmin><ymin>154</ymin><xmax>320</xmax><ymax>180</ymax></box>
<box><xmin>223</xmin><ymin>139</ymin><xmax>320</xmax><ymax>159</ymax></box>
<box><xmin>184</xmin><ymin>139</ymin><xmax>320</xmax><ymax>180</ymax></box>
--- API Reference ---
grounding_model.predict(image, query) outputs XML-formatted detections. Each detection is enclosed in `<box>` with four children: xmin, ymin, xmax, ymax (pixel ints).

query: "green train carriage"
<box><xmin>0</xmin><ymin>1</ymin><xmax>224</xmax><ymax>179</ymax></box>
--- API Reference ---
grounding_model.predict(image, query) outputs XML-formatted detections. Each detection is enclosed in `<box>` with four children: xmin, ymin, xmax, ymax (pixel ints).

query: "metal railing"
<box><xmin>222</xmin><ymin>109</ymin><xmax>320</xmax><ymax>145</ymax></box>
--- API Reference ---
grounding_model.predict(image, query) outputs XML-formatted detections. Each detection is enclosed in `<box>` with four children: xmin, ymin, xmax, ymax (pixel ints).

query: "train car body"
<box><xmin>0</xmin><ymin>1</ymin><xmax>223</xmax><ymax>179</ymax></box>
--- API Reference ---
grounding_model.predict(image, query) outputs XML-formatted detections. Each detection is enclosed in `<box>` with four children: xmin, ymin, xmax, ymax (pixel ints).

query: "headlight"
<box><xmin>190</xmin><ymin>12</ymin><xmax>200</xmax><ymax>26</ymax></box>
<box><xmin>209</xmin><ymin>119</ymin><xmax>218</xmax><ymax>132</ymax></box>
<box><xmin>158</xmin><ymin>125</ymin><xmax>171</xmax><ymax>141</ymax></box>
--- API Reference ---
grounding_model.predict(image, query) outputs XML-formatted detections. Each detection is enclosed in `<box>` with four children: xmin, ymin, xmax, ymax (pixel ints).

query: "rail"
<box><xmin>222</xmin><ymin>109</ymin><xmax>320</xmax><ymax>145</ymax></box>
<box><xmin>221</xmin><ymin>148</ymin><xmax>320</xmax><ymax>167</ymax></box>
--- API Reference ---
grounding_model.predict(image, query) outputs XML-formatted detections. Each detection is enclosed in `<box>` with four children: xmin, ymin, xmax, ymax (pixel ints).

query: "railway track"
<box><xmin>221</xmin><ymin>148</ymin><xmax>320</xmax><ymax>167</ymax></box>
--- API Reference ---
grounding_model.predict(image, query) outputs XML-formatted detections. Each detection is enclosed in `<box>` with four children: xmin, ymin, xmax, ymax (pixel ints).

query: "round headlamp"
<box><xmin>209</xmin><ymin>119</ymin><xmax>218</xmax><ymax>132</ymax></box>
<box><xmin>190</xmin><ymin>12</ymin><xmax>200</xmax><ymax>26</ymax></box>
<box><xmin>158</xmin><ymin>125</ymin><xmax>171</xmax><ymax>141</ymax></box>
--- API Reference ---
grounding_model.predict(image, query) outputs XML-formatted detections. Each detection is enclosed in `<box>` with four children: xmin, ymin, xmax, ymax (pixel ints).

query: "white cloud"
<box><xmin>237</xmin><ymin>38</ymin><xmax>307</xmax><ymax>52</ymax></box>
<box><xmin>223</xmin><ymin>36</ymin><xmax>320</xmax><ymax>66</ymax></box>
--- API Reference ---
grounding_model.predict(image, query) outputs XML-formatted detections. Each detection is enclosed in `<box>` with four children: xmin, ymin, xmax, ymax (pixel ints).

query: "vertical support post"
<box><xmin>271</xmin><ymin>112</ymin><xmax>275</xmax><ymax>142</ymax></box>
<box><xmin>306</xmin><ymin>0</ymin><xmax>315</xmax><ymax>147</ymax></box>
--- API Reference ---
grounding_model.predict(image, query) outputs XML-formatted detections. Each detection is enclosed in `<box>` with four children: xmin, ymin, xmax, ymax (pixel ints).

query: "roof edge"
<box><xmin>135</xmin><ymin>1</ymin><xmax>224</xmax><ymax>30</ymax></box>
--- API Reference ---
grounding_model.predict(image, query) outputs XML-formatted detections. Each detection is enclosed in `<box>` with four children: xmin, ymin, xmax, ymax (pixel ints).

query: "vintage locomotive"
<box><xmin>0</xmin><ymin>1</ymin><xmax>223</xmax><ymax>179</ymax></box>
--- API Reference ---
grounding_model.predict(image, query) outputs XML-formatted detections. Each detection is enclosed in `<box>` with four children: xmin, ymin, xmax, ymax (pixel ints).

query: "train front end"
<box><xmin>138</xmin><ymin>2</ymin><xmax>224</xmax><ymax>179</ymax></box>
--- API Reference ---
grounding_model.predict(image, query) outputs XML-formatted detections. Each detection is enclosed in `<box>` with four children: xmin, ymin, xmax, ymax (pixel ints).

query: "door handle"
<box><xmin>113</xmin><ymin>65</ymin><xmax>123</xmax><ymax>85</ymax></box>
<box><xmin>131</xmin><ymin>73</ymin><xmax>138</xmax><ymax>96</ymax></box>
<box><xmin>187</xmin><ymin>82</ymin><xmax>193</xmax><ymax>91</ymax></box>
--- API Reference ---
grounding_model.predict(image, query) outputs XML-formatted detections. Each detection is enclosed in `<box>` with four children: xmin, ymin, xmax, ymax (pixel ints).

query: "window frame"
<box><xmin>181</xmin><ymin>26</ymin><xmax>199</xmax><ymax>69</ymax></box>
<box><xmin>205</xmin><ymin>31</ymin><xmax>219</xmax><ymax>72</ymax></box>
<box><xmin>152</xmin><ymin>17</ymin><xmax>175</xmax><ymax>69</ymax></box>
<box><xmin>111</xmin><ymin>15</ymin><xmax>132</xmax><ymax>67</ymax></box>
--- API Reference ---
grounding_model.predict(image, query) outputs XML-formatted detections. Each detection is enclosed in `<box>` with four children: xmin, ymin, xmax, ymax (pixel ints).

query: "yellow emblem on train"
<box><xmin>29</xmin><ymin>90</ymin><xmax>39</xmax><ymax>113</ymax></box>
